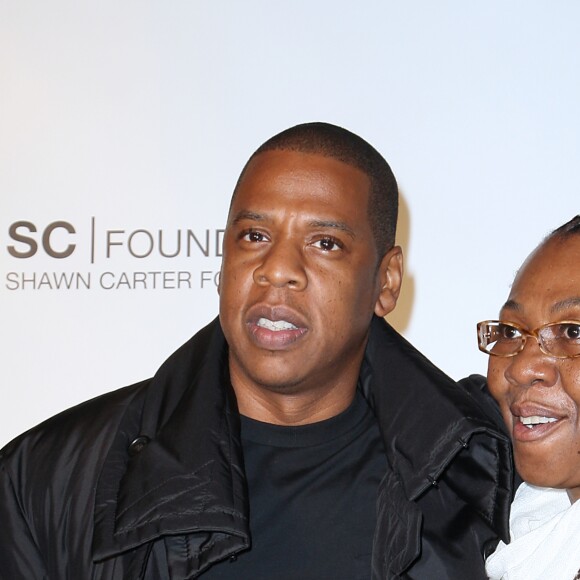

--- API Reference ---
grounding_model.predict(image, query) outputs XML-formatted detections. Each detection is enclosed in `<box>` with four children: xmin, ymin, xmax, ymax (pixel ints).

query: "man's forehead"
<box><xmin>240</xmin><ymin>149</ymin><xmax>370</xmax><ymax>187</ymax></box>
<box><xmin>232</xmin><ymin>150</ymin><xmax>370</xmax><ymax>205</ymax></box>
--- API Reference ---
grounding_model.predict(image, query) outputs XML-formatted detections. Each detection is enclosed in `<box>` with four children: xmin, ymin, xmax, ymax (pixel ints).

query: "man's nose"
<box><xmin>253</xmin><ymin>239</ymin><xmax>307</xmax><ymax>290</ymax></box>
<box><xmin>504</xmin><ymin>338</ymin><xmax>559</xmax><ymax>389</ymax></box>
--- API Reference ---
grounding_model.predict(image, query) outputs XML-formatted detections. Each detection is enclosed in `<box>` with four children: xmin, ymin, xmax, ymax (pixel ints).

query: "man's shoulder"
<box><xmin>368</xmin><ymin>318</ymin><xmax>503</xmax><ymax>425</ymax></box>
<box><xmin>0</xmin><ymin>317</ymin><xmax>224</xmax><ymax>479</ymax></box>
<box><xmin>0</xmin><ymin>379</ymin><xmax>150</xmax><ymax>474</ymax></box>
<box><xmin>458</xmin><ymin>373</ymin><xmax>508</xmax><ymax>433</ymax></box>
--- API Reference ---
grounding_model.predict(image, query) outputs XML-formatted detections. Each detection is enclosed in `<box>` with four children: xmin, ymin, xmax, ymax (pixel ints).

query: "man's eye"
<box><xmin>313</xmin><ymin>237</ymin><xmax>342</xmax><ymax>252</ymax></box>
<box><xmin>242</xmin><ymin>230</ymin><xmax>267</xmax><ymax>243</ymax></box>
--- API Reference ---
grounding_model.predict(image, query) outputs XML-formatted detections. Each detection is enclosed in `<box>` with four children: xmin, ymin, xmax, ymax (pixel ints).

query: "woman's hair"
<box><xmin>549</xmin><ymin>215</ymin><xmax>580</xmax><ymax>239</ymax></box>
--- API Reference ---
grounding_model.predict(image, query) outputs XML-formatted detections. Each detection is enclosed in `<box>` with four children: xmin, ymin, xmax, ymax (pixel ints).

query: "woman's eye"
<box><xmin>313</xmin><ymin>237</ymin><xmax>341</xmax><ymax>252</ymax></box>
<box><xmin>498</xmin><ymin>324</ymin><xmax>520</xmax><ymax>340</ymax></box>
<box><xmin>562</xmin><ymin>324</ymin><xmax>580</xmax><ymax>340</ymax></box>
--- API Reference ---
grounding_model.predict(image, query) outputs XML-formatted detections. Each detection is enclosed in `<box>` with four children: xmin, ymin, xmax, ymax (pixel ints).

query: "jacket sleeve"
<box><xmin>0</xmin><ymin>458</ymin><xmax>48</xmax><ymax>580</ymax></box>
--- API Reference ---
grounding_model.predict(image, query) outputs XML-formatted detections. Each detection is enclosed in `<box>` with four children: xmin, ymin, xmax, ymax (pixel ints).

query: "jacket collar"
<box><xmin>93</xmin><ymin>319</ymin><xmax>250</xmax><ymax>566</ymax></box>
<box><xmin>364</xmin><ymin>315</ymin><xmax>512</xmax><ymax>540</ymax></box>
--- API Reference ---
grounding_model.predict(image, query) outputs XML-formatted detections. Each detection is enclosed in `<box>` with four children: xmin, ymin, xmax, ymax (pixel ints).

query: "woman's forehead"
<box><xmin>505</xmin><ymin>236</ymin><xmax>580</xmax><ymax>318</ymax></box>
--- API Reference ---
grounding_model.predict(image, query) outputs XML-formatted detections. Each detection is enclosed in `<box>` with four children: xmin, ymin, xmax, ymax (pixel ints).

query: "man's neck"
<box><xmin>232</xmin><ymin>382</ymin><xmax>358</xmax><ymax>426</ymax></box>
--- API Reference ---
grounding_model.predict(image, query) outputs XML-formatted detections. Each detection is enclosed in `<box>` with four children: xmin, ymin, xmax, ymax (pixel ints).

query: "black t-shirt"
<box><xmin>202</xmin><ymin>391</ymin><xmax>386</xmax><ymax>579</ymax></box>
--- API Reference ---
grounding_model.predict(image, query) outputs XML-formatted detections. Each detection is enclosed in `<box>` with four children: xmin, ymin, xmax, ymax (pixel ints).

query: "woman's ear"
<box><xmin>374</xmin><ymin>245</ymin><xmax>403</xmax><ymax>318</ymax></box>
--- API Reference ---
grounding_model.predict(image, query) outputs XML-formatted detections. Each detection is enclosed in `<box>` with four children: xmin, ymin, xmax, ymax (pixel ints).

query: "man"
<box><xmin>0</xmin><ymin>123</ymin><xmax>513</xmax><ymax>579</ymax></box>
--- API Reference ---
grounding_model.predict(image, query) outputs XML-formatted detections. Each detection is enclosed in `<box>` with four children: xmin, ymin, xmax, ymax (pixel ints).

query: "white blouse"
<box><xmin>486</xmin><ymin>482</ymin><xmax>580</xmax><ymax>580</ymax></box>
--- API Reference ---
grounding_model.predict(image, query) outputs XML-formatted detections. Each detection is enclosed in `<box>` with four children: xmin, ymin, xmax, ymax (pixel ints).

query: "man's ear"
<box><xmin>374</xmin><ymin>245</ymin><xmax>403</xmax><ymax>318</ymax></box>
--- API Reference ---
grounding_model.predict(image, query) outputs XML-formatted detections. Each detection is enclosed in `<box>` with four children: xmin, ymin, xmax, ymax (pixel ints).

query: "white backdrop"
<box><xmin>1</xmin><ymin>1</ymin><xmax>578</xmax><ymax>447</ymax></box>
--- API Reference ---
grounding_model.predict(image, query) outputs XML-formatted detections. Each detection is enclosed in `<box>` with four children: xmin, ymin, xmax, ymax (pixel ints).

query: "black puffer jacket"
<box><xmin>0</xmin><ymin>316</ymin><xmax>513</xmax><ymax>579</ymax></box>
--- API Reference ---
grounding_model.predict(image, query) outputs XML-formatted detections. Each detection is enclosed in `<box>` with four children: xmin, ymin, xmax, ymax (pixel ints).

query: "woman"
<box><xmin>477</xmin><ymin>215</ymin><xmax>580</xmax><ymax>579</ymax></box>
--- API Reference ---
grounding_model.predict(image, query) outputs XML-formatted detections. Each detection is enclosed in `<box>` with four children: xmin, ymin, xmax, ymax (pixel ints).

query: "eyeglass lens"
<box><xmin>480</xmin><ymin>322</ymin><xmax>580</xmax><ymax>358</ymax></box>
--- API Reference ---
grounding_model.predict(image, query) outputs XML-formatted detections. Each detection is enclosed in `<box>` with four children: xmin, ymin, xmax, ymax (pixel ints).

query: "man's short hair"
<box><xmin>233</xmin><ymin>122</ymin><xmax>399</xmax><ymax>255</ymax></box>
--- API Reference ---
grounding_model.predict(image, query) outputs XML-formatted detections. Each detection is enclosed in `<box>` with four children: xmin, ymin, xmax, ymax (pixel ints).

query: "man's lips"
<box><xmin>245</xmin><ymin>305</ymin><xmax>308</xmax><ymax>350</ymax></box>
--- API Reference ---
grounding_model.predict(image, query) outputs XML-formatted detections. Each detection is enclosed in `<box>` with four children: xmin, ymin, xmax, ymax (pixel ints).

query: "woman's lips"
<box><xmin>512</xmin><ymin>416</ymin><xmax>563</xmax><ymax>441</ymax></box>
<box><xmin>510</xmin><ymin>404</ymin><xmax>566</xmax><ymax>442</ymax></box>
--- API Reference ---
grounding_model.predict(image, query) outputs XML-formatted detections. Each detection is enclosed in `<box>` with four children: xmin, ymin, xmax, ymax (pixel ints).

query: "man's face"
<box><xmin>219</xmin><ymin>149</ymin><xmax>400</xmax><ymax>402</ymax></box>
<box><xmin>487</xmin><ymin>235</ymin><xmax>580</xmax><ymax>502</ymax></box>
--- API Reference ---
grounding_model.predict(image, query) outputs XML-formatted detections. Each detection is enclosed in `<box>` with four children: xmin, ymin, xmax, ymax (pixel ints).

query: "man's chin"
<box><xmin>229</xmin><ymin>351</ymin><xmax>312</xmax><ymax>395</ymax></box>
<box><xmin>252</xmin><ymin>375</ymin><xmax>307</xmax><ymax>395</ymax></box>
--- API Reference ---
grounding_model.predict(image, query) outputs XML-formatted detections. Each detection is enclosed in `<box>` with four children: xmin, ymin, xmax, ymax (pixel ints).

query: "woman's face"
<box><xmin>487</xmin><ymin>235</ymin><xmax>580</xmax><ymax>503</ymax></box>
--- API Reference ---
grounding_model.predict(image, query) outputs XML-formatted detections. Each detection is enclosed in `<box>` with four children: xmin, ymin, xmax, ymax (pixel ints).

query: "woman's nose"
<box><xmin>504</xmin><ymin>338</ymin><xmax>559</xmax><ymax>389</ymax></box>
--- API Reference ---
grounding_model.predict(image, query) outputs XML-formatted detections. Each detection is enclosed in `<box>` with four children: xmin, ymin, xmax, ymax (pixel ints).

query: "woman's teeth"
<box><xmin>519</xmin><ymin>415</ymin><xmax>558</xmax><ymax>429</ymax></box>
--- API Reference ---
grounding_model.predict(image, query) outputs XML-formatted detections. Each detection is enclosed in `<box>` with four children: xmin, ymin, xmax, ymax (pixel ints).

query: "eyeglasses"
<box><xmin>477</xmin><ymin>320</ymin><xmax>580</xmax><ymax>359</ymax></box>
